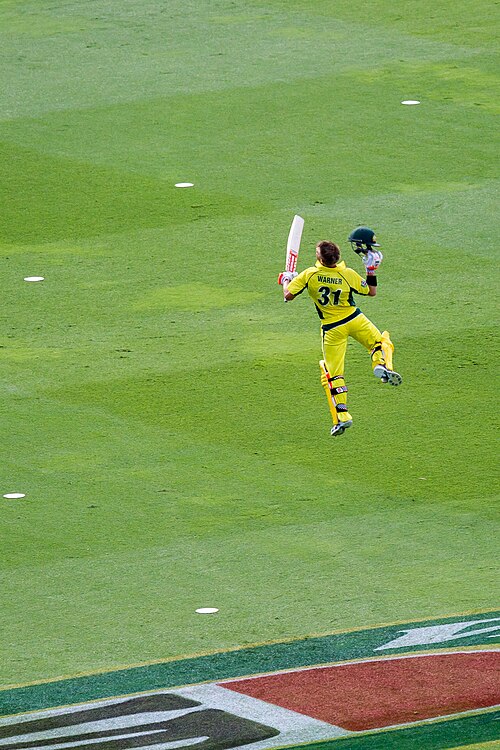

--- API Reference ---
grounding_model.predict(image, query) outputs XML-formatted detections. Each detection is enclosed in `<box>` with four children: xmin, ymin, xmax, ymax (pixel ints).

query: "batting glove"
<box><xmin>361</xmin><ymin>250</ymin><xmax>383</xmax><ymax>274</ymax></box>
<box><xmin>278</xmin><ymin>270</ymin><xmax>298</xmax><ymax>285</ymax></box>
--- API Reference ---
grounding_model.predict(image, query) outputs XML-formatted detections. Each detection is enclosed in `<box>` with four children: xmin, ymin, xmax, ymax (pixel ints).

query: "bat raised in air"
<box><xmin>278</xmin><ymin>215</ymin><xmax>304</xmax><ymax>286</ymax></box>
<box><xmin>285</xmin><ymin>214</ymin><xmax>304</xmax><ymax>273</ymax></box>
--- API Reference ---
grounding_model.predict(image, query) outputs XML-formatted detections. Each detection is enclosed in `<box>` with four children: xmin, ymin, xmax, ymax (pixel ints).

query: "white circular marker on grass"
<box><xmin>175</xmin><ymin>182</ymin><xmax>194</xmax><ymax>188</ymax></box>
<box><xmin>24</xmin><ymin>276</ymin><xmax>45</xmax><ymax>282</ymax></box>
<box><xmin>196</xmin><ymin>607</ymin><xmax>219</xmax><ymax>614</ymax></box>
<box><xmin>401</xmin><ymin>100</ymin><xmax>421</xmax><ymax>105</ymax></box>
<box><xmin>3</xmin><ymin>493</ymin><xmax>26</xmax><ymax>499</ymax></box>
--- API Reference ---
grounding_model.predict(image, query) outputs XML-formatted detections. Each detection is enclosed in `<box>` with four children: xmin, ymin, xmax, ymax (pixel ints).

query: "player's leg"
<box><xmin>319</xmin><ymin>359</ymin><xmax>339</xmax><ymax>426</ymax></box>
<box><xmin>380</xmin><ymin>330</ymin><xmax>394</xmax><ymax>370</ymax></box>
<box><xmin>322</xmin><ymin>327</ymin><xmax>353</xmax><ymax>436</ymax></box>
<box><xmin>349</xmin><ymin>316</ymin><xmax>402</xmax><ymax>386</ymax></box>
<box><xmin>374</xmin><ymin>329</ymin><xmax>402</xmax><ymax>385</ymax></box>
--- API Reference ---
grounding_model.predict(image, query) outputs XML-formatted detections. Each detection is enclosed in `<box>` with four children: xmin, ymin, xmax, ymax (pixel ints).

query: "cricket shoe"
<box><xmin>373</xmin><ymin>365</ymin><xmax>403</xmax><ymax>386</ymax></box>
<box><xmin>330</xmin><ymin>420</ymin><xmax>353</xmax><ymax>437</ymax></box>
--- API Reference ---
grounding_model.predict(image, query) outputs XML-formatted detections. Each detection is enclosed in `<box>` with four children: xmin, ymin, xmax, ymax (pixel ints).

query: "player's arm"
<box><xmin>283</xmin><ymin>278</ymin><xmax>296</xmax><ymax>301</ymax></box>
<box><xmin>360</xmin><ymin>250</ymin><xmax>383</xmax><ymax>296</ymax></box>
<box><xmin>278</xmin><ymin>268</ymin><xmax>308</xmax><ymax>302</ymax></box>
<box><xmin>346</xmin><ymin>267</ymin><xmax>377</xmax><ymax>297</ymax></box>
<box><xmin>365</xmin><ymin>272</ymin><xmax>377</xmax><ymax>297</ymax></box>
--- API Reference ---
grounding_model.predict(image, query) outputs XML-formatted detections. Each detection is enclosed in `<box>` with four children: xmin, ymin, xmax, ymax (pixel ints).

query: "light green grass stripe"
<box><xmin>0</xmin><ymin>0</ymin><xmax>483</xmax><ymax>120</ymax></box>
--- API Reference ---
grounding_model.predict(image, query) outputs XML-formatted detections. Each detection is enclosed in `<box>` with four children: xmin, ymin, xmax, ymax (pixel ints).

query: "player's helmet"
<box><xmin>348</xmin><ymin>226</ymin><xmax>380</xmax><ymax>255</ymax></box>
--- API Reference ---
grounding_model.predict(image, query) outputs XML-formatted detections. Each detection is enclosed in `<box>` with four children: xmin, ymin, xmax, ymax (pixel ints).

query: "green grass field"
<box><xmin>0</xmin><ymin>0</ymin><xmax>498</xmax><ymax>708</ymax></box>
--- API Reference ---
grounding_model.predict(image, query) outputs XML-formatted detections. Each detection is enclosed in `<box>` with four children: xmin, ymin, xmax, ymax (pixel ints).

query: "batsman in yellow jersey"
<box><xmin>279</xmin><ymin>226</ymin><xmax>402</xmax><ymax>437</ymax></box>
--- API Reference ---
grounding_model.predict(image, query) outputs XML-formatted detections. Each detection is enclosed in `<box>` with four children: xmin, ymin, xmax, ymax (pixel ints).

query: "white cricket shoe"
<box><xmin>373</xmin><ymin>365</ymin><xmax>403</xmax><ymax>386</ymax></box>
<box><xmin>330</xmin><ymin>420</ymin><xmax>353</xmax><ymax>437</ymax></box>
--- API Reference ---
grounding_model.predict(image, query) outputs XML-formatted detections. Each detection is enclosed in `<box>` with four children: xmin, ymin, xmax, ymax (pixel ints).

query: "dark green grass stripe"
<box><xmin>0</xmin><ymin>141</ymin><xmax>266</xmax><ymax>244</ymax></box>
<box><xmin>283</xmin><ymin>710</ymin><xmax>500</xmax><ymax>749</ymax></box>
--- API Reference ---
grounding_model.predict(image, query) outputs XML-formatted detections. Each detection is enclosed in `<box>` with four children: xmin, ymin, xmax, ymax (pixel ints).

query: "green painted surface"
<box><xmin>283</xmin><ymin>711</ymin><xmax>500</xmax><ymax>749</ymax></box>
<box><xmin>0</xmin><ymin>0</ymin><xmax>498</xmax><ymax>691</ymax></box>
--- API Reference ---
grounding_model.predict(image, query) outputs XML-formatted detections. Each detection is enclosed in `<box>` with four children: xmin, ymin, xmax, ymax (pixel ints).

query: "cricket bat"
<box><xmin>285</xmin><ymin>214</ymin><xmax>304</xmax><ymax>273</ymax></box>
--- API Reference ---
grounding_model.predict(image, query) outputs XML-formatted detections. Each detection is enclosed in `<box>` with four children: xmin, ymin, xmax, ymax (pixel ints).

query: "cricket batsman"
<box><xmin>278</xmin><ymin>226</ymin><xmax>402</xmax><ymax>437</ymax></box>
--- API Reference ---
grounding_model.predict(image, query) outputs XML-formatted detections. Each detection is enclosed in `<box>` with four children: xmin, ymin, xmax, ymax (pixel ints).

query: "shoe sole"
<box><xmin>386</xmin><ymin>371</ymin><xmax>403</xmax><ymax>386</ymax></box>
<box><xmin>331</xmin><ymin>420</ymin><xmax>353</xmax><ymax>437</ymax></box>
<box><xmin>374</xmin><ymin>365</ymin><xmax>403</xmax><ymax>387</ymax></box>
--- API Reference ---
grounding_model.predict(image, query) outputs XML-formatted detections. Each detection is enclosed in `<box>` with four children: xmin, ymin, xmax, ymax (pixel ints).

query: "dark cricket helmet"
<box><xmin>348</xmin><ymin>226</ymin><xmax>380</xmax><ymax>254</ymax></box>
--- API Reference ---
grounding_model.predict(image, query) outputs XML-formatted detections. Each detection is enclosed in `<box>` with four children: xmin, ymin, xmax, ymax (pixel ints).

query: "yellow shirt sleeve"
<box><xmin>342</xmin><ymin>267</ymin><xmax>370</xmax><ymax>295</ymax></box>
<box><xmin>287</xmin><ymin>266</ymin><xmax>316</xmax><ymax>296</ymax></box>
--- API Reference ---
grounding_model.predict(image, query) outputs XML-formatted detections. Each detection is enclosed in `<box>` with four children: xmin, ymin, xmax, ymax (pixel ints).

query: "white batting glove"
<box><xmin>277</xmin><ymin>270</ymin><xmax>298</xmax><ymax>285</ymax></box>
<box><xmin>361</xmin><ymin>250</ymin><xmax>383</xmax><ymax>274</ymax></box>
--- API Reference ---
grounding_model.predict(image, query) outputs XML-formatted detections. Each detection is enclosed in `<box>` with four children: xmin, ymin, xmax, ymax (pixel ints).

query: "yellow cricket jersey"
<box><xmin>287</xmin><ymin>260</ymin><xmax>370</xmax><ymax>323</ymax></box>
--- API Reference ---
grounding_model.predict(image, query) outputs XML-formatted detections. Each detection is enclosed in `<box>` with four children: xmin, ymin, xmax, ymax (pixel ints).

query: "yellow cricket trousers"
<box><xmin>321</xmin><ymin>308</ymin><xmax>384</xmax><ymax>420</ymax></box>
